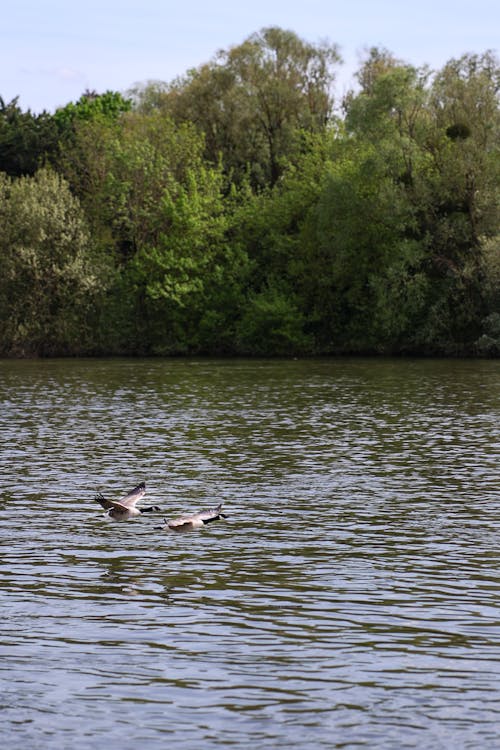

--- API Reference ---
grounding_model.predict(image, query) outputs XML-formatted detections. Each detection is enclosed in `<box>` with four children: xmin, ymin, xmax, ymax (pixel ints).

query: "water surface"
<box><xmin>1</xmin><ymin>358</ymin><xmax>499</xmax><ymax>749</ymax></box>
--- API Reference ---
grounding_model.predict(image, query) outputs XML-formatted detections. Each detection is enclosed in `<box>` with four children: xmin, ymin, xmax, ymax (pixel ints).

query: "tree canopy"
<box><xmin>0</xmin><ymin>30</ymin><xmax>498</xmax><ymax>357</ymax></box>
<box><xmin>132</xmin><ymin>27</ymin><xmax>341</xmax><ymax>187</ymax></box>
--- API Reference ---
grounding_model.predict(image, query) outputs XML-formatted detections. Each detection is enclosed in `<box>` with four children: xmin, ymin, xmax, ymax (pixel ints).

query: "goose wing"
<box><xmin>192</xmin><ymin>504</ymin><xmax>224</xmax><ymax>521</ymax></box>
<box><xmin>167</xmin><ymin>504</ymin><xmax>225</xmax><ymax>530</ymax></box>
<box><xmin>119</xmin><ymin>482</ymin><xmax>146</xmax><ymax>508</ymax></box>
<box><xmin>94</xmin><ymin>493</ymin><xmax>128</xmax><ymax>512</ymax></box>
<box><xmin>167</xmin><ymin>517</ymin><xmax>196</xmax><ymax>531</ymax></box>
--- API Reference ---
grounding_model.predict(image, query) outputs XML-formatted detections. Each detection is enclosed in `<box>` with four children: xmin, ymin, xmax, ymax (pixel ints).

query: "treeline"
<box><xmin>0</xmin><ymin>28</ymin><xmax>499</xmax><ymax>357</ymax></box>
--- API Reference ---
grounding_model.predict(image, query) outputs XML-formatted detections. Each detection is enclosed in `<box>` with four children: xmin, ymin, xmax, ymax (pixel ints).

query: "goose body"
<box><xmin>156</xmin><ymin>503</ymin><xmax>227</xmax><ymax>532</ymax></box>
<box><xmin>95</xmin><ymin>482</ymin><xmax>160</xmax><ymax>522</ymax></box>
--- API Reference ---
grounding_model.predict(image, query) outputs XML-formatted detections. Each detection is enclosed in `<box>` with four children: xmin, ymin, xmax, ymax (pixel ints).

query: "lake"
<box><xmin>1</xmin><ymin>357</ymin><xmax>499</xmax><ymax>749</ymax></box>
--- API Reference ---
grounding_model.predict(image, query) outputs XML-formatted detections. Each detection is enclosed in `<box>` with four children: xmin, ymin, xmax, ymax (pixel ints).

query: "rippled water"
<box><xmin>1</xmin><ymin>357</ymin><xmax>499</xmax><ymax>749</ymax></box>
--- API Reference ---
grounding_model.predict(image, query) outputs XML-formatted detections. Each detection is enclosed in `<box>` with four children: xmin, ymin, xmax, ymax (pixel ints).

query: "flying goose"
<box><xmin>155</xmin><ymin>503</ymin><xmax>227</xmax><ymax>532</ymax></box>
<box><xmin>95</xmin><ymin>481</ymin><xmax>160</xmax><ymax>521</ymax></box>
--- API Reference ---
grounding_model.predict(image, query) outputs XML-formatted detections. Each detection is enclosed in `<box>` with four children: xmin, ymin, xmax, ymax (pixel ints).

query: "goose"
<box><xmin>155</xmin><ymin>503</ymin><xmax>227</xmax><ymax>532</ymax></box>
<box><xmin>95</xmin><ymin>481</ymin><xmax>160</xmax><ymax>521</ymax></box>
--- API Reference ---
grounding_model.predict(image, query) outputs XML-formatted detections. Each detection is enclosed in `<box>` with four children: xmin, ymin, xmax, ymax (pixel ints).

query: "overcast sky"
<box><xmin>2</xmin><ymin>0</ymin><xmax>498</xmax><ymax>112</ymax></box>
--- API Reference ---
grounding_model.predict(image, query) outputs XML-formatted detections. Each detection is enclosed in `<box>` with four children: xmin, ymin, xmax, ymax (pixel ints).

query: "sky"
<box><xmin>2</xmin><ymin>0</ymin><xmax>498</xmax><ymax>113</ymax></box>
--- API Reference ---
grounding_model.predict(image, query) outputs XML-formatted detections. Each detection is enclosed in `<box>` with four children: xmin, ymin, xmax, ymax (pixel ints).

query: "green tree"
<box><xmin>53</xmin><ymin>89</ymin><xmax>132</xmax><ymax>133</ymax></box>
<box><xmin>0</xmin><ymin>168</ymin><xmax>111</xmax><ymax>355</ymax></box>
<box><xmin>414</xmin><ymin>52</ymin><xmax>500</xmax><ymax>350</ymax></box>
<box><xmin>57</xmin><ymin>110</ymin><xmax>209</xmax><ymax>261</ymax></box>
<box><xmin>476</xmin><ymin>236</ymin><xmax>500</xmax><ymax>355</ymax></box>
<box><xmin>299</xmin><ymin>137</ymin><xmax>425</xmax><ymax>351</ymax></box>
<box><xmin>128</xmin><ymin>165</ymin><xmax>249</xmax><ymax>354</ymax></box>
<box><xmin>0</xmin><ymin>97</ymin><xmax>60</xmax><ymax>176</ymax></box>
<box><xmin>96</xmin><ymin>111</ymin><xmax>213</xmax><ymax>256</ymax></box>
<box><xmin>227</xmin><ymin>131</ymin><xmax>333</xmax><ymax>354</ymax></box>
<box><xmin>59</xmin><ymin>109</ymin><xmax>250</xmax><ymax>353</ymax></box>
<box><xmin>136</xmin><ymin>27</ymin><xmax>341</xmax><ymax>187</ymax></box>
<box><xmin>339</xmin><ymin>50</ymin><xmax>500</xmax><ymax>353</ymax></box>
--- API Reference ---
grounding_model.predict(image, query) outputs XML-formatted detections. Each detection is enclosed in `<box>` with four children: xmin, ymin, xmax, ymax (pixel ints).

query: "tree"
<box><xmin>136</xmin><ymin>27</ymin><xmax>341</xmax><ymax>187</ymax></box>
<box><xmin>130</xmin><ymin>165</ymin><xmax>249</xmax><ymax>354</ymax></box>
<box><xmin>94</xmin><ymin>111</ymin><xmax>213</xmax><ymax>256</ymax></box>
<box><xmin>299</xmin><ymin>137</ymin><xmax>426</xmax><ymax>351</ymax></box>
<box><xmin>53</xmin><ymin>89</ymin><xmax>132</xmax><ymax>133</ymax></box>
<box><xmin>0</xmin><ymin>97</ymin><xmax>60</xmax><ymax>176</ymax></box>
<box><xmin>417</xmin><ymin>52</ymin><xmax>500</xmax><ymax>350</ymax></box>
<box><xmin>340</xmin><ymin>49</ymin><xmax>500</xmax><ymax>352</ymax></box>
<box><xmin>228</xmin><ymin>131</ymin><xmax>332</xmax><ymax>354</ymax></box>
<box><xmin>0</xmin><ymin>168</ymin><xmax>111</xmax><ymax>355</ymax></box>
<box><xmin>58</xmin><ymin>109</ymin><xmax>250</xmax><ymax>353</ymax></box>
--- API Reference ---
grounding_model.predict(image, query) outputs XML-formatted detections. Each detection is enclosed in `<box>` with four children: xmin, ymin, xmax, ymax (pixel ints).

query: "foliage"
<box><xmin>53</xmin><ymin>89</ymin><xmax>132</xmax><ymax>132</ymax></box>
<box><xmin>236</xmin><ymin>285</ymin><xmax>313</xmax><ymax>355</ymax></box>
<box><xmin>0</xmin><ymin>97</ymin><xmax>60</xmax><ymax>176</ymax></box>
<box><xmin>56</xmin><ymin>110</ymin><xmax>250</xmax><ymax>353</ymax></box>
<box><xmin>134</xmin><ymin>27</ymin><xmax>340</xmax><ymax>187</ymax></box>
<box><xmin>475</xmin><ymin>235</ymin><xmax>500</xmax><ymax>355</ymax></box>
<box><xmin>340</xmin><ymin>50</ymin><xmax>500</xmax><ymax>353</ymax></box>
<box><xmin>0</xmin><ymin>168</ymin><xmax>112</xmax><ymax>355</ymax></box>
<box><xmin>0</xmin><ymin>33</ymin><xmax>498</xmax><ymax>358</ymax></box>
<box><xmin>129</xmin><ymin>164</ymin><xmax>249</xmax><ymax>354</ymax></box>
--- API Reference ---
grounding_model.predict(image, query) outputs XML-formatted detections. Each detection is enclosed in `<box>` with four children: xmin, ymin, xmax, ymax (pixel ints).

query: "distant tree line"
<box><xmin>0</xmin><ymin>28</ymin><xmax>498</xmax><ymax>357</ymax></box>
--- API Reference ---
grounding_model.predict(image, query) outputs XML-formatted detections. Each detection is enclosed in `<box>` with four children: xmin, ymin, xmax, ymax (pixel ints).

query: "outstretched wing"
<box><xmin>194</xmin><ymin>504</ymin><xmax>224</xmax><ymax>522</ymax></box>
<box><xmin>167</xmin><ymin>517</ymin><xmax>195</xmax><ymax>531</ymax></box>
<box><xmin>94</xmin><ymin>492</ymin><xmax>126</xmax><ymax>511</ymax></box>
<box><xmin>119</xmin><ymin>482</ymin><xmax>146</xmax><ymax>508</ymax></box>
<box><xmin>167</xmin><ymin>504</ymin><xmax>225</xmax><ymax>530</ymax></box>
